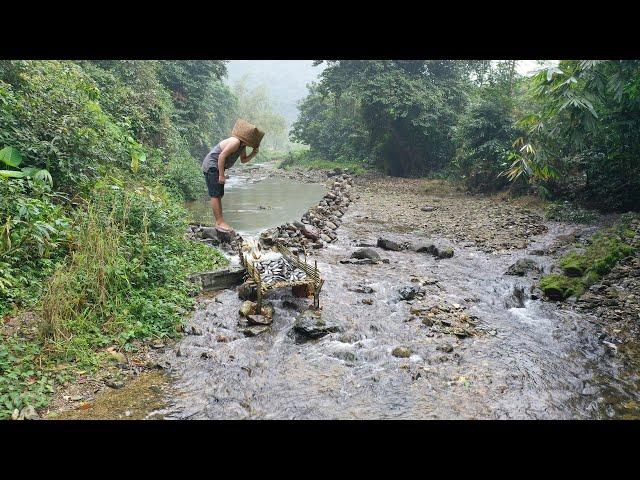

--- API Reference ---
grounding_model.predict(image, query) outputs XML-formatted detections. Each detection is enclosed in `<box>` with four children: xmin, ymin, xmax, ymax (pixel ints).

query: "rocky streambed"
<box><xmin>153</xmin><ymin>170</ymin><xmax>640</xmax><ymax>420</ymax></box>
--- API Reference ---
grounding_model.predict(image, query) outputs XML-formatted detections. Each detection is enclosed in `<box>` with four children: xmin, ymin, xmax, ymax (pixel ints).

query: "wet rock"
<box><xmin>351</xmin><ymin>248</ymin><xmax>381</xmax><ymax>261</ymax></box>
<box><xmin>200</xmin><ymin>227</ymin><xmax>219</xmax><ymax>240</ymax></box>
<box><xmin>237</xmin><ymin>281</ymin><xmax>258</xmax><ymax>301</ymax></box>
<box><xmin>301</xmin><ymin>225</ymin><xmax>321</xmax><ymax>241</ymax></box>
<box><xmin>421</xmin><ymin>317</ymin><xmax>434</xmax><ymax>327</ymax></box>
<box><xmin>150</xmin><ymin>360</ymin><xmax>172</xmax><ymax>370</ymax></box>
<box><xmin>377</xmin><ymin>237</ymin><xmax>402</xmax><ymax>251</ymax></box>
<box><xmin>261</xmin><ymin>302</ymin><xmax>275</xmax><ymax>318</ymax></box>
<box><xmin>215</xmin><ymin>228</ymin><xmax>238</xmax><ymax>244</ymax></box>
<box><xmin>240</xmin><ymin>325</ymin><xmax>271</xmax><ymax>337</ymax></box>
<box><xmin>437</xmin><ymin>247</ymin><xmax>454</xmax><ymax>259</ymax></box>
<box><xmin>506</xmin><ymin>285</ymin><xmax>527</xmax><ymax>308</ymax></box>
<box><xmin>562</xmin><ymin>262</ymin><xmax>584</xmax><ymax>277</ymax></box>
<box><xmin>399</xmin><ymin>285</ymin><xmax>425</xmax><ymax>301</ymax></box>
<box><xmin>293</xmin><ymin>310</ymin><xmax>341</xmax><ymax>340</ymax></box>
<box><xmin>348</xmin><ymin>285</ymin><xmax>375</xmax><ymax>294</ymax></box>
<box><xmin>247</xmin><ymin>314</ymin><xmax>272</xmax><ymax>326</ymax></box>
<box><xmin>437</xmin><ymin>344</ymin><xmax>454</xmax><ymax>353</ymax></box>
<box><xmin>392</xmin><ymin>346</ymin><xmax>412</xmax><ymax>358</ymax></box>
<box><xmin>416</xmin><ymin>244</ymin><xmax>438</xmax><ymax>255</ymax></box>
<box><xmin>260</xmin><ymin>229</ymin><xmax>278</xmax><ymax>246</ymax></box>
<box><xmin>340</xmin><ymin>257</ymin><xmax>389</xmax><ymax>265</ymax></box>
<box><xmin>239</xmin><ymin>300</ymin><xmax>255</xmax><ymax>317</ymax></box>
<box><xmin>505</xmin><ymin>258</ymin><xmax>541</xmax><ymax>276</ymax></box>
<box><xmin>106</xmin><ymin>379</ymin><xmax>125</xmax><ymax>389</ymax></box>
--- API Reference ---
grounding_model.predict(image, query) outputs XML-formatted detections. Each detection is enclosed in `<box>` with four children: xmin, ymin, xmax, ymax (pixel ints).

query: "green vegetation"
<box><xmin>291</xmin><ymin>60</ymin><xmax>640</xmax><ymax>212</ymax></box>
<box><xmin>278</xmin><ymin>149</ymin><xmax>369</xmax><ymax>175</ymax></box>
<box><xmin>540</xmin><ymin>217</ymin><xmax>637</xmax><ymax>300</ymax></box>
<box><xmin>232</xmin><ymin>76</ymin><xmax>289</xmax><ymax>150</ymax></box>
<box><xmin>40</xmin><ymin>181</ymin><xmax>226</xmax><ymax>368</ymax></box>
<box><xmin>544</xmin><ymin>202</ymin><xmax>600</xmax><ymax>224</ymax></box>
<box><xmin>0</xmin><ymin>60</ymin><xmax>233</xmax><ymax>418</ymax></box>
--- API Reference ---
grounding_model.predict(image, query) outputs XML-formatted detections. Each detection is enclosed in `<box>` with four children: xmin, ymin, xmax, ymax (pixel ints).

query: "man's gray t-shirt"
<box><xmin>201</xmin><ymin>143</ymin><xmax>243</xmax><ymax>173</ymax></box>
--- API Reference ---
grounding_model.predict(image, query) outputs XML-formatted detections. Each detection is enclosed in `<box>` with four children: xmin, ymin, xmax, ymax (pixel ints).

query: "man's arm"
<box><xmin>217</xmin><ymin>138</ymin><xmax>241</xmax><ymax>183</ymax></box>
<box><xmin>240</xmin><ymin>146</ymin><xmax>260</xmax><ymax>164</ymax></box>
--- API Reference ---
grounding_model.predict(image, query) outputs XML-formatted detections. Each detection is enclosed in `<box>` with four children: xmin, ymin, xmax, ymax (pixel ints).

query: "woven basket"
<box><xmin>231</xmin><ymin>119</ymin><xmax>265</xmax><ymax>148</ymax></box>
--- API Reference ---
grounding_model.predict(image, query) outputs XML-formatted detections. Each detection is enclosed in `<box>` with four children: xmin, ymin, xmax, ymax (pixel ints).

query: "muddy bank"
<box><xmin>156</xmin><ymin>173</ymin><xmax>636</xmax><ymax>419</ymax></box>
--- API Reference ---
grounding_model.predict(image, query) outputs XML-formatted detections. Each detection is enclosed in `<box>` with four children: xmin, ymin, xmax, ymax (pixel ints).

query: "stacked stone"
<box><xmin>260</xmin><ymin>173</ymin><xmax>354</xmax><ymax>252</ymax></box>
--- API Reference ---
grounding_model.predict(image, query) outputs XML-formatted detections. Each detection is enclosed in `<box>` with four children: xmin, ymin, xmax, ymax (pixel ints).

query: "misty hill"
<box><xmin>225</xmin><ymin>60</ymin><xmax>324</xmax><ymax>125</ymax></box>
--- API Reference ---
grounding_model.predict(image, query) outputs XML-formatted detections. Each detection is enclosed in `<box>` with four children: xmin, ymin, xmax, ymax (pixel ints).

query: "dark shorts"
<box><xmin>204</xmin><ymin>167</ymin><xmax>224</xmax><ymax>198</ymax></box>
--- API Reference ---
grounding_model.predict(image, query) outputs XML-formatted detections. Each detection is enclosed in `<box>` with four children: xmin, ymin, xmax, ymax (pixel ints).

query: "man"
<box><xmin>202</xmin><ymin>135</ymin><xmax>260</xmax><ymax>233</ymax></box>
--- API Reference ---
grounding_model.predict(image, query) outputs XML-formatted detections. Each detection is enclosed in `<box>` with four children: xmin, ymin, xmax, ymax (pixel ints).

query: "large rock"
<box><xmin>293</xmin><ymin>310</ymin><xmax>341</xmax><ymax>340</ymax></box>
<box><xmin>191</xmin><ymin>266</ymin><xmax>246</xmax><ymax>292</ymax></box>
<box><xmin>377</xmin><ymin>238</ymin><xmax>402</xmax><ymax>251</ymax></box>
<box><xmin>505</xmin><ymin>258</ymin><xmax>540</xmax><ymax>276</ymax></box>
<box><xmin>351</xmin><ymin>248</ymin><xmax>381</xmax><ymax>261</ymax></box>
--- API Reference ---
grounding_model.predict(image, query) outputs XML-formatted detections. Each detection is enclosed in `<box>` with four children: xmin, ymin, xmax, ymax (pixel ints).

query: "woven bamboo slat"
<box><xmin>238</xmin><ymin>240</ymin><xmax>323</xmax><ymax>308</ymax></box>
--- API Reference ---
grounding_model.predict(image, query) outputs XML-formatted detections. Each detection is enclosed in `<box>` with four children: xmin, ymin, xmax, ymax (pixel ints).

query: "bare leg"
<box><xmin>210</xmin><ymin>197</ymin><xmax>232</xmax><ymax>230</ymax></box>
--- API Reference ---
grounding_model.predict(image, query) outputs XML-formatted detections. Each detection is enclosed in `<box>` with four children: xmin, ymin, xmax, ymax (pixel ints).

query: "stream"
<box><xmin>184</xmin><ymin>163</ymin><xmax>326</xmax><ymax>235</ymax></box>
<box><xmin>154</xmin><ymin>169</ymin><xmax>637</xmax><ymax>419</ymax></box>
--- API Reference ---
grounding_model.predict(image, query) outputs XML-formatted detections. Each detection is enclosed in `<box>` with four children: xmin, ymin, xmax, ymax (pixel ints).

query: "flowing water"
<box><xmin>155</xmin><ymin>169</ymin><xmax>638</xmax><ymax>419</ymax></box>
<box><xmin>184</xmin><ymin>163</ymin><xmax>326</xmax><ymax>235</ymax></box>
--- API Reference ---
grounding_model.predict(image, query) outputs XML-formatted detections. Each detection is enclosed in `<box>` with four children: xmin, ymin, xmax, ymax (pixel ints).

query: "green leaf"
<box><xmin>0</xmin><ymin>170</ymin><xmax>27</xmax><ymax>179</ymax></box>
<box><xmin>34</xmin><ymin>169</ymin><xmax>53</xmax><ymax>186</ymax></box>
<box><xmin>0</xmin><ymin>146</ymin><xmax>22</xmax><ymax>168</ymax></box>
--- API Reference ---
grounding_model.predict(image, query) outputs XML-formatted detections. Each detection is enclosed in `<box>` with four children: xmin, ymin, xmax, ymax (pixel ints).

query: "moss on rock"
<box><xmin>539</xmin><ymin>275</ymin><xmax>583</xmax><ymax>300</ymax></box>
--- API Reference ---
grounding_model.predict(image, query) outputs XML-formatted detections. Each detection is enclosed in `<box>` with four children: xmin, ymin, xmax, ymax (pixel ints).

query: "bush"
<box><xmin>0</xmin><ymin>178</ymin><xmax>70</xmax><ymax>317</ymax></box>
<box><xmin>0</xmin><ymin>62</ymin><xmax>132</xmax><ymax>193</ymax></box>
<box><xmin>453</xmin><ymin>88</ymin><xmax>522</xmax><ymax>192</ymax></box>
<box><xmin>278</xmin><ymin>149</ymin><xmax>368</xmax><ymax>174</ymax></box>
<box><xmin>40</xmin><ymin>182</ymin><xmax>227</xmax><ymax>367</ymax></box>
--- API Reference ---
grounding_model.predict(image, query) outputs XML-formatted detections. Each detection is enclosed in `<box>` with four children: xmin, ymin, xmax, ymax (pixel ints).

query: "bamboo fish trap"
<box><xmin>238</xmin><ymin>240</ymin><xmax>324</xmax><ymax>312</ymax></box>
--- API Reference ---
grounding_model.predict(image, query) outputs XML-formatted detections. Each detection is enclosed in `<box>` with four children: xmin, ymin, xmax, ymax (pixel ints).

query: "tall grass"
<box><xmin>38</xmin><ymin>183</ymin><xmax>227</xmax><ymax>367</ymax></box>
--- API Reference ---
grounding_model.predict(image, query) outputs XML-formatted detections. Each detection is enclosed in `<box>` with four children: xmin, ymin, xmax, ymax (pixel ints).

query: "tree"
<box><xmin>504</xmin><ymin>60</ymin><xmax>640</xmax><ymax>210</ymax></box>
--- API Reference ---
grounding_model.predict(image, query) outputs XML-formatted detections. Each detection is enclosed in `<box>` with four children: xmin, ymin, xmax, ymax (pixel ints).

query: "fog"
<box><xmin>225</xmin><ymin>60</ymin><xmax>558</xmax><ymax>126</ymax></box>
